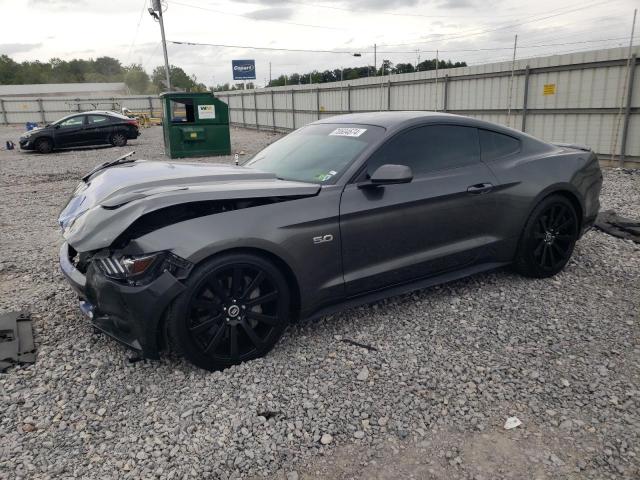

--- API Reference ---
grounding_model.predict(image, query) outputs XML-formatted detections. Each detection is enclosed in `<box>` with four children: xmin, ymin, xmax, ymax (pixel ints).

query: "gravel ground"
<box><xmin>0</xmin><ymin>125</ymin><xmax>638</xmax><ymax>480</ymax></box>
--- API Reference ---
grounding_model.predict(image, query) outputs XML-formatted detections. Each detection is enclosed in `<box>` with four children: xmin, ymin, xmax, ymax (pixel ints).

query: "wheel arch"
<box><xmin>529</xmin><ymin>184</ymin><xmax>585</xmax><ymax>230</ymax></box>
<box><xmin>156</xmin><ymin>245</ymin><xmax>302</xmax><ymax>355</ymax></box>
<box><xmin>34</xmin><ymin>135</ymin><xmax>54</xmax><ymax>148</ymax></box>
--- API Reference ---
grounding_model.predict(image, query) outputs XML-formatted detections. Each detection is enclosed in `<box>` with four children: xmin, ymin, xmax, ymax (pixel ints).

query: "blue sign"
<box><xmin>232</xmin><ymin>60</ymin><xmax>256</xmax><ymax>80</ymax></box>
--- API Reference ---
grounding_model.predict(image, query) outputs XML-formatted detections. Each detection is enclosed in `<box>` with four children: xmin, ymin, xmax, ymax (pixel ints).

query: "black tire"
<box><xmin>35</xmin><ymin>137</ymin><xmax>53</xmax><ymax>154</ymax></box>
<box><xmin>110</xmin><ymin>132</ymin><xmax>128</xmax><ymax>147</ymax></box>
<box><xmin>167</xmin><ymin>253</ymin><xmax>290</xmax><ymax>370</ymax></box>
<box><xmin>513</xmin><ymin>194</ymin><xmax>579</xmax><ymax>278</ymax></box>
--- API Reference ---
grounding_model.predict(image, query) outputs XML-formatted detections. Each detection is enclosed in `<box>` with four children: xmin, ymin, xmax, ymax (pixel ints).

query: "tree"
<box><xmin>93</xmin><ymin>56</ymin><xmax>122</xmax><ymax>79</ymax></box>
<box><xmin>151</xmin><ymin>65</ymin><xmax>196</xmax><ymax>92</ymax></box>
<box><xmin>124</xmin><ymin>64</ymin><xmax>150</xmax><ymax>94</ymax></box>
<box><xmin>394</xmin><ymin>63</ymin><xmax>415</xmax><ymax>74</ymax></box>
<box><xmin>378</xmin><ymin>60</ymin><xmax>393</xmax><ymax>76</ymax></box>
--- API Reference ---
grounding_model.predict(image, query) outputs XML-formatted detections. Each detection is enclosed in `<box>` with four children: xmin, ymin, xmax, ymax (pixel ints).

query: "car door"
<box><xmin>339</xmin><ymin>124</ymin><xmax>501</xmax><ymax>296</ymax></box>
<box><xmin>54</xmin><ymin>115</ymin><xmax>87</xmax><ymax>147</ymax></box>
<box><xmin>85</xmin><ymin>114</ymin><xmax>113</xmax><ymax>145</ymax></box>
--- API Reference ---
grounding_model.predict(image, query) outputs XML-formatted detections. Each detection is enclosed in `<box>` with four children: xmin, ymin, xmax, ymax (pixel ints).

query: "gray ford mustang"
<box><xmin>59</xmin><ymin>112</ymin><xmax>602</xmax><ymax>370</ymax></box>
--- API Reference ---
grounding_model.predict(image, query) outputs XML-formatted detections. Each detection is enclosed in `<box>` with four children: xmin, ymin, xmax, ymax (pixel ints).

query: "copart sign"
<box><xmin>232</xmin><ymin>60</ymin><xmax>256</xmax><ymax>80</ymax></box>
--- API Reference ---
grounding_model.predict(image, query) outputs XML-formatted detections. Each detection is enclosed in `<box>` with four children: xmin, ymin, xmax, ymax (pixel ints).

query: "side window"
<box><xmin>87</xmin><ymin>115</ymin><xmax>109</xmax><ymax>125</ymax></box>
<box><xmin>169</xmin><ymin>98</ymin><xmax>195</xmax><ymax>123</ymax></box>
<box><xmin>59</xmin><ymin>116</ymin><xmax>85</xmax><ymax>128</ymax></box>
<box><xmin>479</xmin><ymin>129</ymin><xmax>520</xmax><ymax>161</ymax></box>
<box><xmin>366</xmin><ymin>125</ymin><xmax>480</xmax><ymax>177</ymax></box>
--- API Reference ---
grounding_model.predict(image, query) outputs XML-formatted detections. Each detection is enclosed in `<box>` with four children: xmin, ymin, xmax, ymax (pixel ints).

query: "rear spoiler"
<box><xmin>553</xmin><ymin>142</ymin><xmax>592</xmax><ymax>152</ymax></box>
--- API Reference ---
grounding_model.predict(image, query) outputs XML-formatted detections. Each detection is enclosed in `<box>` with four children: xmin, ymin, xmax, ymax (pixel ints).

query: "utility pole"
<box><xmin>507</xmin><ymin>34</ymin><xmax>518</xmax><ymax>127</ymax></box>
<box><xmin>435</xmin><ymin>50</ymin><xmax>439</xmax><ymax>111</ymax></box>
<box><xmin>150</xmin><ymin>0</ymin><xmax>171</xmax><ymax>91</ymax></box>
<box><xmin>269</xmin><ymin>62</ymin><xmax>272</xmax><ymax>86</ymax></box>
<box><xmin>611</xmin><ymin>8</ymin><xmax>637</xmax><ymax>165</ymax></box>
<box><xmin>374</xmin><ymin>44</ymin><xmax>377</xmax><ymax>76</ymax></box>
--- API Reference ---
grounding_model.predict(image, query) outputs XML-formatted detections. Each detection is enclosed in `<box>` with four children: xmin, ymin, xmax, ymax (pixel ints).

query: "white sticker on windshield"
<box><xmin>329</xmin><ymin>127</ymin><xmax>367</xmax><ymax>137</ymax></box>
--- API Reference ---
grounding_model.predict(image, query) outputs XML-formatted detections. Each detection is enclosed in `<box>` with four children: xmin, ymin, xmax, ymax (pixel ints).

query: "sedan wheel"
<box><xmin>110</xmin><ymin>132</ymin><xmax>127</xmax><ymax>147</ymax></box>
<box><xmin>167</xmin><ymin>253</ymin><xmax>290</xmax><ymax>370</ymax></box>
<box><xmin>35</xmin><ymin>138</ymin><xmax>53</xmax><ymax>154</ymax></box>
<box><xmin>514</xmin><ymin>195</ymin><xmax>579</xmax><ymax>278</ymax></box>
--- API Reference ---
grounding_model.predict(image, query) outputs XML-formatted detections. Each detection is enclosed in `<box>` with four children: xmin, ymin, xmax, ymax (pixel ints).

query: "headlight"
<box><xmin>95</xmin><ymin>251</ymin><xmax>192</xmax><ymax>285</ymax></box>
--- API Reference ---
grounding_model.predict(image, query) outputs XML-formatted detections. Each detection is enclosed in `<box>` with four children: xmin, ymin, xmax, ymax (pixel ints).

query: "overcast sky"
<box><xmin>0</xmin><ymin>0</ymin><xmax>637</xmax><ymax>86</ymax></box>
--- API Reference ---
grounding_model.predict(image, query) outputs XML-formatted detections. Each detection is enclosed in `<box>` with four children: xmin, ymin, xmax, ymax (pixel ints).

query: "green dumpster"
<box><xmin>160</xmin><ymin>92</ymin><xmax>231</xmax><ymax>158</ymax></box>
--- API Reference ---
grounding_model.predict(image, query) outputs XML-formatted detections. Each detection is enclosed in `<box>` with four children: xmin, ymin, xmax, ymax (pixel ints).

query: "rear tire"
<box><xmin>513</xmin><ymin>194</ymin><xmax>579</xmax><ymax>278</ymax></box>
<box><xmin>35</xmin><ymin>137</ymin><xmax>53</xmax><ymax>154</ymax></box>
<box><xmin>167</xmin><ymin>253</ymin><xmax>290</xmax><ymax>371</ymax></box>
<box><xmin>110</xmin><ymin>132</ymin><xmax>127</xmax><ymax>147</ymax></box>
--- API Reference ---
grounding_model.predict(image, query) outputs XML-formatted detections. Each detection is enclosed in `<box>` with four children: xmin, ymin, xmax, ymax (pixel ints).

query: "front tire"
<box><xmin>167</xmin><ymin>253</ymin><xmax>290</xmax><ymax>370</ymax></box>
<box><xmin>513</xmin><ymin>194</ymin><xmax>579</xmax><ymax>278</ymax></box>
<box><xmin>35</xmin><ymin>137</ymin><xmax>53</xmax><ymax>154</ymax></box>
<box><xmin>110</xmin><ymin>132</ymin><xmax>128</xmax><ymax>147</ymax></box>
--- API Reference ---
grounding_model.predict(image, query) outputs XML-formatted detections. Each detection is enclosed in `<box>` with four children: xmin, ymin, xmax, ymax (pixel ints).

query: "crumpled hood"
<box><xmin>59</xmin><ymin>160</ymin><xmax>320</xmax><ymax>252</ymax></box>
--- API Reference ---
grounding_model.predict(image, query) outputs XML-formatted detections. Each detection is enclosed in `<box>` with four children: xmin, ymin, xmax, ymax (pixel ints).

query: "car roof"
<box><xmin>54</xmin><ymin>110</ymin><xmax>128</xmax><ymax>122</ymax></box>
<box><xmin>312</xmin><ymin>110</ymin><xmax>545</xmax><ymax>143</ymax></box>
<box><xmin>314</xmin><ymin>111</ymin><xmax>462</xmax><ymax>128</ymax></box>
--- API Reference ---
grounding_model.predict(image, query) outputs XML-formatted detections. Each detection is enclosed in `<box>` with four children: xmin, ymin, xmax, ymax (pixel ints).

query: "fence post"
<box><xmin>521</xmin><ymin>65</ymin><xmax>530</xmax><ymax>132</ymax></box>
<box><xmin>347</xmin><ymin>84</ymin><xmax>351</xmax><ymax>113</ymax></box>
<box><xmin>37</xmin><ymin>98</ymin><xmax>45</xmax><ymax>123</ymax></box>
<box><xmin>620</xmin><ymin>54</ymin><xmax>637</xmax><ymax>164</ymax></box>
<box><xmin>271</xmin><ymin>90</ymin><xmax>276</xmax><ymax>132</ymax></box>
<box><xmin>1</xmin><ymin>99</ymin><xmax>8</xmax><ymax>125</ymax></box>
<box><xmin>291</xmin><ymin>89</ymin><xmax>295</xmax><ymax>129</ymax></box>
<box><xmin>387</xmin><ymin>78</ymin><xmax>391</xmax><ymax>111</ymax></box>
<box><xmin>147</xmin><ymin>96</ymin><xmax>153</xmax><ymax>117</ymax></box>
<box><xmin>241</xmin><ymin>92</ymin><xmax>246</xmax><ymax>127</ymax></box>
<box><xmin>316</xmin><ymin>88</ymin><xmax>320</xmax><ymax>120</ymax></box>
<box><xmin>443</xmin><ymin>75</ymin><xmax>449</xmax><ymax>112</ymax></box>
<box><xmin>254</xmin><ymin>90</ymin><xmax>259</xmax><ymax>130</ymax></box>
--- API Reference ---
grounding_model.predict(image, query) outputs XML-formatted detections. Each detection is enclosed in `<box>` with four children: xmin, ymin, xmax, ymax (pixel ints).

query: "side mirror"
<box><xmin>54</xmin><ymin>124</ymin><xmax>60</xmax><ymax>129</ymax></box>
<box><xmin>360</xmin><ymin>164</ymin><xmax>413</xmax><ymax>188</ymax></box>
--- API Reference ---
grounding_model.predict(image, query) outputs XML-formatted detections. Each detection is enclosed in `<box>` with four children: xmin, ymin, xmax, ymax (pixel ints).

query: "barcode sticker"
<box><xmin>329</xmin><ymin>128</ymin><xmax>367</xmax><ymax>137</ymax></box>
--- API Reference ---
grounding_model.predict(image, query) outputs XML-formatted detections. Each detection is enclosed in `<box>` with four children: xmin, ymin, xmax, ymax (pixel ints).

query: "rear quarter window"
<box><xmin>479</xmin><ymin>129</ymin><xmax>521</xmax><ymax>161</ymax></box>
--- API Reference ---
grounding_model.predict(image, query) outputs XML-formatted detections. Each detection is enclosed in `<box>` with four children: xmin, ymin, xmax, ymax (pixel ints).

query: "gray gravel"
<box><xmin>0</xmin><ymin>125</ymin><xmax>639</xmax><ymax>480</ymax></box>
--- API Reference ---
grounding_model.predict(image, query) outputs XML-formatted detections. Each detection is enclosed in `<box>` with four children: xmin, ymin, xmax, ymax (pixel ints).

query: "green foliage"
<box><xmin>267</xmin><ymin>58</ymin><xmax>467</xmax><ymax>87</ymax></box>
<box><xmin>151</xmin><ymin>65</ymin><xmax>207</xmax><ymax>93</ymax></box>
<box><xmin>124</xmin><ymin>64</ymin><xmax>151</xmax><ymax>94</ymax></box>
<box><xmin>0</xmin><ymin>54</ymin><xmax>206</xmax><ymax>94</ymax></box>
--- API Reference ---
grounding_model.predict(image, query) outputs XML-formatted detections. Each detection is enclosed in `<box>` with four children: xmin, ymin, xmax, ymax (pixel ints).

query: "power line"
<box><xmin>125</xmin><ymin>0</ymin><xmax>148</xmax><ymax>66</ymax></box>
<box><xmin>169</xmin><ymin>0</ymin><xmax>341</xmax><ymax>30</ymax></box>
<box><xmin>377</xmin><ymin>37</ymin><xmax>631</xmax><ymax>54</ymax></box>
<box><xmin>170</xmin><ymin>37</ymin><xmax>630</xmax><ymax>56</ymax></box>
<box><xmin>380</xmin><ymin>0</ymin><xmax>617</xmax><ymax>46</ymax></box>
<box><xmin>169</xmin><ymin>40</ymin><xmax>364</xmax><ymax>54</ymax></box>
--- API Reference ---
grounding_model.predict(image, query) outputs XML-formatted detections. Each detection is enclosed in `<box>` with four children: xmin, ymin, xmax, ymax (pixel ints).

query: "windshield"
<box><xmin>245</xmin><ymin>124</ymin><xmax>384</xmax><ymax>184</ymax></box>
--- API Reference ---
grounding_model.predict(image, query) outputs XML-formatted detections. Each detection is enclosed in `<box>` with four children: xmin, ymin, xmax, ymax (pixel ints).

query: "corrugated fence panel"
<box><xmin>214</xmin><ymin>46</ymin><xmax>639</xmax><ymax>160</ymax></box>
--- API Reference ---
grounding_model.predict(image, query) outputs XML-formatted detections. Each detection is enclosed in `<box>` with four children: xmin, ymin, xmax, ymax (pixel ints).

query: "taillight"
<box><xmin>127</xmin><ymin>120</ymin><xmax>139</xmax><ymax>128</ymax></box>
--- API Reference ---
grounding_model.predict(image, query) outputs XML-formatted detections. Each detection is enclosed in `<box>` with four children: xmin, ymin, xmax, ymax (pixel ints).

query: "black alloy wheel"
<box><xmin>110</xmin><ymin>132</ymin><xmax>128</xmax><ymax>147</ymax></box>
<box><xmin>167</xmin><ymin>253</ymin><xmax>290</xmax><ymax>370</ymax></box>
<box><xmin>514</xmin><ymin>194</ymin><xmax>579</xmax><ymax>278</ymax></box>
<box><xmin>35</xmin><ymin>137</ymin><xmax>53</xmax><ymax>154</ymax></box>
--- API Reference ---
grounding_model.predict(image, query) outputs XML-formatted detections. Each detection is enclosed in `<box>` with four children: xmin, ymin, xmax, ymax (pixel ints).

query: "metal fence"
<box><xmin>216</xmin><ymin>46</ymin><xmax>640</xmax><ymax>164</ymax></box>
<box><xmin>0</xmin><ymin>95</ymin><xmax>163</xmax><ymax>125</ymax></box>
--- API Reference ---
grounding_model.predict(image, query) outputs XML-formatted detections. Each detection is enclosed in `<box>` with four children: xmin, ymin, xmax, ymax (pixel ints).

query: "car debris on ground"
<box><xmin>595</xmin><ymin>210</ymin><xmax>640</xmax><ymax>244</ymax></box>
<box><xmin>0</xmin><ymin>312</ymin><xmax>36</xmax><ymax>372</ymax></box>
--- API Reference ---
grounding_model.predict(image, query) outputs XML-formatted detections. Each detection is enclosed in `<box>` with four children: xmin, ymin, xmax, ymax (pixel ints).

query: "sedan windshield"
<box><xmin>245</xmin><ymin>124</ymin><xmax>384</xmax><ymax>184</ymax></box>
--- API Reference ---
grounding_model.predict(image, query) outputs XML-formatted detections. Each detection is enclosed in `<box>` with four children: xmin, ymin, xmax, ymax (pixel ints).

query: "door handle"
<box><xmin>467</xmin><ymin>183</ymin><xmax>494</xmax><ymax>194</ymax></box>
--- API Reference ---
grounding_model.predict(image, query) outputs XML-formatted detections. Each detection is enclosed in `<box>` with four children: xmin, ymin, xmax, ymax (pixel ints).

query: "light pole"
<box><xmin>149</xmin><ymin>0</ymin><xmax>171</xmax><ymax>91</ymax></box>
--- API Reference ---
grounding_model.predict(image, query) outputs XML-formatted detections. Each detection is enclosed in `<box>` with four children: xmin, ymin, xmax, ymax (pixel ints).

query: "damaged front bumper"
<box><xmin>59</xmin><ymin>242</ymin><xmax>186</xmax><ymax>358</ymax></box>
